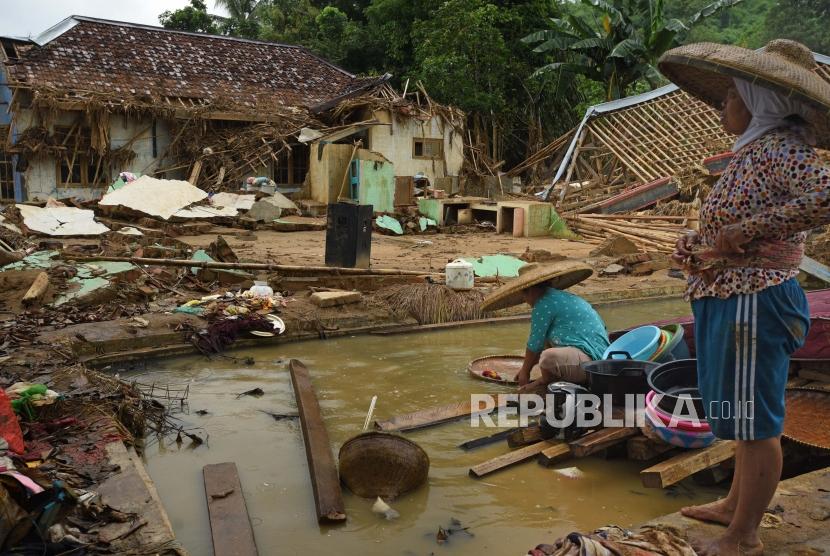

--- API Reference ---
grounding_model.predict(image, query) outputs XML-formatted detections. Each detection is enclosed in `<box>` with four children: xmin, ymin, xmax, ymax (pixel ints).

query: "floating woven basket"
<box><xmin>338</xmin><ymin>432</ymin><xmax>429</xmax><ymax>498</ymax></box>
<box><xmin>467</xmin><ymin>354</ymin><xmax>540</xmax><ymax>385</ymax></box>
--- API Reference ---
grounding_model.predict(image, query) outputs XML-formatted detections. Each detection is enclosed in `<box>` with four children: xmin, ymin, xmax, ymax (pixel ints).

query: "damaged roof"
<box><xmin>4</xmin><ymin>16</ymin><xmax>383</xmax><ymax>118</ymax></box>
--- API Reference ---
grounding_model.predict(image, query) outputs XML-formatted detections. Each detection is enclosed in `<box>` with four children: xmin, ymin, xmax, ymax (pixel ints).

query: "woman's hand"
<box><xmin>671</xmin><ymin>231</ymin><xmax>700</xmax><ymax>265</ymax></box>
<box><xmin>515</xmin><ymin>369</ymin><xmax>530</xmax><ymax>387</ymax></box>
<box><xmin>713</xmin><ymin>224</ymin><xmax>751</xmax><ymax>255</ymax></box>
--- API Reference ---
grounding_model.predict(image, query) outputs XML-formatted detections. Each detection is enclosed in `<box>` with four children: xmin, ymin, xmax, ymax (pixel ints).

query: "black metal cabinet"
<box><xmin>325</xmin><ymin>202</ymin><xmax>373</xmax><ymax>269</ymax></box>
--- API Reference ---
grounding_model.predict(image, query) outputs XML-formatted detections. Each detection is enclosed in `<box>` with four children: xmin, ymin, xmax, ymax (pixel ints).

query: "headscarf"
<box><xmin>732</xmin><ymin>78</ymin><xmax>815</xmax><ymax>151</ymax></box>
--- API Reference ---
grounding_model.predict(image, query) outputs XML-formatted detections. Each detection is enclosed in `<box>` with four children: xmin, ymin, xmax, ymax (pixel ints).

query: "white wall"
<box><xmin>367</xmin><ymin>109</ymin><xmax>464</xmax><ymax>183</ymax></box>
<box><xmin>16</xmin><ymin>109</ymin><xmax>171</xmax><ymax>201</ymax></box>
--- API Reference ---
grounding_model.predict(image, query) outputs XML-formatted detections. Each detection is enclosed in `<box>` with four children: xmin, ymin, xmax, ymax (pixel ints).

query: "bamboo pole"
<box><xmin>579</xmin><ymin>214</ymin><xmax>698</xmax><ymax>222</ymax></box>
<box><xmin>60</xmin><ymin>255</ymin><xmax>435</xmax><ymax>276</ymax></box>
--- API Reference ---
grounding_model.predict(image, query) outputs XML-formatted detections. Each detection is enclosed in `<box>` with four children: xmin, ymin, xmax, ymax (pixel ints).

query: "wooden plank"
<box><xmin>569</xmin><ymin>427</ymin><xmax>639</xmax><ymax>457</ymax></box>
<box><xmin>537</xmin><ymin>443</ymin><xmax>574</xmax><ymax>467</ymax></box>
<box><xmin>288</xmin><ymin>359</ymin><xmax>346</xmax><ymax>523</ymax></box>
<box><xmin>626</xmin><ymin>435</ymin><xmax>675</xmax><ymax>461</ymax></box>
<box><xmin>469</xmin><ymin>440</ymin><xmax>556</xmax><ymax>478</ymax></box>
<box><xmin>376</xmin><ymin>398</ymin><xmax>505</xmax><ymax>433</ymax></box>
<box><xmin>641</xmin><ymin>440</ymin><xmax>736</xmax><ymax>489</ymax></box>
<box><xmin>799</xmin><ymin>255</ymin><xmax>830</xmax><ymax>284</ymax></box>
<box><xmin>458</xmin><ymin>428</ymin><xmax>518</xmax><ymax>451</ymax></box>
<box><xmin>203</xmin><ymin>462</ymin><xmax>258</xmax><ymax>556</ymax></box>
<box><xmin>506</xmin><ymin>425</ymin><xmax>543</xmax><ymax>448</ymax></box>
<box><xmin>22</xmin><ymin>272</ymin><xmax>49</xmax><ymax>307</ymax></box>
<box><xmin>798</xmin><ymin>369</ymin><xmax>830</xmax><ymax>383</ymax></box>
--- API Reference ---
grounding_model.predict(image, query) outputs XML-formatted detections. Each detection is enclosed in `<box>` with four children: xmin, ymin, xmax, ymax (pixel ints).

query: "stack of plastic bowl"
<box><xmin>602</xmin><ymin>325</ymin><xmax>662</xmax><ymax>361</ymax></box>
<box><xmin>644</xmin><ymin>390</ymin><xmax>715</xmax><ymax>449</ymax></box>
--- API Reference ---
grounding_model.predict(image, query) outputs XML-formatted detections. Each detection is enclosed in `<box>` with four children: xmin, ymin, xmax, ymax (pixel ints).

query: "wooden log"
<box><xmin>469</xmin><ymin>440</ymin><xmax>555</xmax><ymax>478</ymax></box>
<box><xmin>641</xmin><ymin>440</ymin><xmax>736</xmax><ymax>489</ymax></box>
<box><xmin>626</xmin><ymin>435</ymin><xmax>675</xmax><ymax>461</ymax></box>
<box><xmin>569</xmin><ymin>427</ymin><xmax>638</xmax><ymax>458</ymax></box>
<box><xmin>288</xmin><ymin>359</ymin><xmax>346</xmax><ymax>523</ymax></box>
<box><xmin>537</xmin><ymin>443</ymin><xmax>573</xmax><ymax>467</ymax></box>
<box><xmin>60</xmin><ymin>255</ymin><xmax>432</xmax><ymax>276</ymax></box>
<box><xmin>580</xmin><ymin>214</ymin><xmax>698</xmax><ymax>222</ymax></box>
<box><xmin>506</xmin><ymin>425</ymin><xmax>544</xmax><ymax>448</ymax></box>
<box><xmin>458</xmin><ymin>428</ymin><xmax>519</xmax><ymax>451</ymax></box>
<box><xmin>203</xmin><ymin>462</ymin><xmax>259</xmax><ymax>556</ymax></box>
<box><xmin>375</xmin><ymin>398</ymin><xmax>505</xmax><ymax>433</ymax></box>
<box><xmin>22</xmin><ymin>272</ymin><xmax>49</xmax><ymax>307</ymax></box>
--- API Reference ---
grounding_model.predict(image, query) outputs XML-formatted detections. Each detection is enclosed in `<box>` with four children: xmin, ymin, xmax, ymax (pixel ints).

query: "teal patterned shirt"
<box><xmin>527</xmin><ymin>288</ymin><xmax>609</xmax><ymax>360</ymax></box>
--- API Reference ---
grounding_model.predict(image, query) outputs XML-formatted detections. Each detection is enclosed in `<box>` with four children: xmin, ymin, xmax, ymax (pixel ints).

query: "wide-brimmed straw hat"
<box><xmin>658</xmin><ymin>39</ymin><xmax>830</xmax><ymax>149</ymax></box>
<box><xmin>480</xmin><ymin>261</ymin><xmax>592</xmax><ymax>312</ymax></box>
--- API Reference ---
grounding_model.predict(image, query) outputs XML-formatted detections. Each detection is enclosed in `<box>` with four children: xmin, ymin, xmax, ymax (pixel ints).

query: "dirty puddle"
<box><xmin>132</xmin><ymin>298</ymin><xmax>721</xmax><ymax>555</ymax></box>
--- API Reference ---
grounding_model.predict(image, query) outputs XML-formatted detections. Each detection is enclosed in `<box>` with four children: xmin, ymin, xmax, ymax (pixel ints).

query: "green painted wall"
<box><xmin>358</xmin><ymin>159</ymin><xmax>395</xmax><ymax>213</ymax></box>
<box><xmin>417</xmin><ymin>198</ymin><xmax>441</xmax><ymax>222</ymax></box>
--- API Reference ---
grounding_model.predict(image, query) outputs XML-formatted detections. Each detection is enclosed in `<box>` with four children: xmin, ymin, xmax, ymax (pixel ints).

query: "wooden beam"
<box><xmin>458</xmin><ymin>428</ymin><xmax>519</xmax><ymax>451</ymax></box>
<box><xmin>469</xmin><ymin>440</ymin><xmax>557</xmax><ymax>478</ymax></box>
<box><xmin>537</xmin><ymin>443</ymin><xmax>573</xmax><ymax>467</ymax></box>
<box><xmin>203</xmin><ymin>462</ymin><xmax>259</xmax><ymax>556</ymax></box>
<box><xmin>626</xmin><ymin>435</ymin><xmax>675</xmax><ymax>461</ymax></box>
<box><xmin>288</xmin><ymin>359</ymin><xmax>346</xmax><ymax>523</ymax></box>
<box><xmin>375</xmin><ymin>398</ymin><xmax>505</xmax><ymax>433</ymax></box>
<box><xmin>798</xmin><ymin>369</ymin><xmax>830</xmax><ymax>383</ymax></box>
<box><xmin>506</xmin><ymin>425</ymin><xmax>543</xmax><ymax>448</ymax></box>
<box><xmin>641</xmin><ymin>440</ymin><xmax>736</xmax><ymax>489</ymax></box>
<box><xmin>569</xmin><ymin>427</ymin><xmax>639</xmax><ymax>458</ymax></box>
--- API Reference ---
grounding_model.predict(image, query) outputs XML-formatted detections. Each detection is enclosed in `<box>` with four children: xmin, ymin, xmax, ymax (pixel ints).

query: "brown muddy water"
<box><xmin>130</xmin><ymin>298</ymin><xmax>723</xmax><ymax>555</ymax></box>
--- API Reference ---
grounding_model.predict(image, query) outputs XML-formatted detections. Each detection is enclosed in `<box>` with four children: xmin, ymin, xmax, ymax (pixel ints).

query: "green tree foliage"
<box><xmin>523</xmin><ymin>0</ymin><xmax>743</xmax><ymax>100</ymax></box>
<box><xmin>762</xmin><ymin>0</ymin><xmax>830</xmax><ymax>53</ymax></box>
<box><xmin>213</xmin><ymin>0</ymin><xmax>263</xmax><ymax>39</ymax></box>
<box><xmin>159</xmin><ymin>0</ymin><xmax>220</xmax><ymax>34</ymax></box>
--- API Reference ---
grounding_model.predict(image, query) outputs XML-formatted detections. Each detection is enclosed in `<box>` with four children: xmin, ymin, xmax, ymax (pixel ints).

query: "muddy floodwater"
<box><xmin>132</xmin><ymin>298</ymin><xmax>722</xmax><ymax>555</ymax></box>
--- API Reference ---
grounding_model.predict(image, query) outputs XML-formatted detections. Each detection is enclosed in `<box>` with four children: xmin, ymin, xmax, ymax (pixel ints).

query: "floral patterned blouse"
<box><xmin>688</xmin><ymin>130</ymin><xmax>830</xmax><ymax>300</ymax></box>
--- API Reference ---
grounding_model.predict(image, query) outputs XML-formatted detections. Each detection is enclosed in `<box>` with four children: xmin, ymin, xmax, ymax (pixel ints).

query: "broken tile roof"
<box><xmin>5</xmin><ymin>16</ymin><xmax>380</xmax><ymax>118</ymax></box>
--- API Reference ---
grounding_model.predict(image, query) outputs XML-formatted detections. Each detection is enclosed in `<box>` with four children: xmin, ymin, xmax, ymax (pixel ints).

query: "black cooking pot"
<box><xmin>647</xmin><ymin>359</ymin><xmax>705</xmax><ymax>417</ymax></box>
<box><xmin>581</xmin><ymin>352</ymin><xmax>660</xmax><ymax>406</ymax></box>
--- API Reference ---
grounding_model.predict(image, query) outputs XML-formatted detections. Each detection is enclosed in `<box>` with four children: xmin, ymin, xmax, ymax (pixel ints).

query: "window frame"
<box><xmin>0</xmin><ymin>127</ymin><xmax>14</xmax><ymax>201</ymax></box>
<box><xmin>412</xmin><ymin>137</ymin><xmax>444</xmax><ymax>160</ymax></box>
<box><xmin>53</xmin><ymin>125</ymin><xmax>110</xmax><ymax>188</ymax></box>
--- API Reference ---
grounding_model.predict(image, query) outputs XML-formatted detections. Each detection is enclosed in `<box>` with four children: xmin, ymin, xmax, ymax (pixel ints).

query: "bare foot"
<box><xmin>681</xmin><ymin>499</ymin><xmax>735</xmax><ymax>526</ymax></box>
<box><xmin>693</xmin><ymin>535</ymin><xmax>763</xmax><ymax>555</ymax></box>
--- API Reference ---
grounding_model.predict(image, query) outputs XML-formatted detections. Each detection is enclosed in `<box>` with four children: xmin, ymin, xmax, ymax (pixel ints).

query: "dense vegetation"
<box><xmin>158</xmin><ymin>0</ymin><xmax>829</xmax><ymax>168</ymax></box>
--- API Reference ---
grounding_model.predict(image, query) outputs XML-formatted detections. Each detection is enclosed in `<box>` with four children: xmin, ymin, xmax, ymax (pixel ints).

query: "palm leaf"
<box><xmin>530</xmin><ymin>62</ymin><xmax>591</xmax><ymax>79</ymax></box>
<box><xmin>687</xmin><ymin>0</ymin><xmax>743</xmax><ymax>25</ymax></box>
<box><xmin>532</xmin><ymin>37</ymin><xmax>575</xmax><ymax>54</ymax></box>
<box><xmin>570</xmin><ymin>37</ymin><xmax>614</xmax><ymax>51</ymax></box>
<box><xmin>608</xmin><ymin>38</ymin><xmax>645</xmax><ymax>59</ymax></box>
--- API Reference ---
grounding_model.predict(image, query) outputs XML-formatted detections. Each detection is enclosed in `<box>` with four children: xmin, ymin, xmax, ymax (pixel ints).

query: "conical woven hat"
<box><xmin>480</xmin><ymin>261</ymin><xmax>592</xmax><ymax>312</ymax></box>
<box><xmin>658</xmin><ymin>39</ymin><xmax>830</xmax><ymax>149</ymax></box>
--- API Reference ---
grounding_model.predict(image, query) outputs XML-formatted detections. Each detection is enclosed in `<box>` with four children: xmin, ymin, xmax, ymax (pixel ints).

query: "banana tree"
<box><xmin>523</xmin><ymin>0</ymin><xmax>742</xmax><ymax>100</ymax></box>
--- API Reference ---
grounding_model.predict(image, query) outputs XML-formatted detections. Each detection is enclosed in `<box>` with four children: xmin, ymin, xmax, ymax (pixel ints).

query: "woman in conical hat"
<box><xmin>660</xmin><ymin>39</ymin><xmax>830</xmax><ymax>555</ymax></box>
<box><xmin>481</xmin><ymin>261</ymin><xmax>608</xmax><ymax>391</ymax></box>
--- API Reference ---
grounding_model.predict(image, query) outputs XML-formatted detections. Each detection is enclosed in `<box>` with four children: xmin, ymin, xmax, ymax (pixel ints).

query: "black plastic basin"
<box><xmin>647</xmin><ymin>359</ymin><xmax>705</xmax><ymax>417</ymax></box>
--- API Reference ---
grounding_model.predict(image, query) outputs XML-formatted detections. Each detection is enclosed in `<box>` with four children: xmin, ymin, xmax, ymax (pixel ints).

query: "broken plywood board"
<box><xmin>310</xmin><ymin>290</ymin><xmax>361</xmax><ymax>308</ymax></box>
<box><xmin>16</xmin><ymin>204</ymin><xmax>109</xmax><ymax>236</ymax></box>
<box><xmin>469</xmin><ymin>440</ymin><xmax>560</xmax><ymax>477</ymax></box>
<box><xmin>641</xmin><ymin>440</ymin><xmax>735</xmax><ymax>488</ymax></box>
<box><xmin>204</xmin><ymin>462</ymin><xmax>258</xmax><ymax>556</ymax></box>
<box><xmin>288</xmin><ymin>359</ymin><xmax>346</xmax><ymax>523</ymax></box>
<box><xmin>98</xmin><ymin>175</ymin><xmax>207</xmax><ymax>220</ymax></box>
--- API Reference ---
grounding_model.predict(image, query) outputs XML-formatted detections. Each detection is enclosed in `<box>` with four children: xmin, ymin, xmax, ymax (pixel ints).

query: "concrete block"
<box><xmin>310</xmin><ymin>290</ymin><xmax>362</xmax><ymax>308</ymax></box>
<box><xmin>248</xmin><ymin>193</ymin><xmax>299</xmax><ymax>222</ymax></box>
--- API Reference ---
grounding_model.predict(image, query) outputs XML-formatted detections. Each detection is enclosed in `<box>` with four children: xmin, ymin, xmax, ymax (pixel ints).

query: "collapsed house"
<box><xmin>527</xmin><ymin>51</ymin><xmax>830</xmax><ymax>214</ymax></box>
<box><xmin>0</xmin><ymin>16</ymin><xmax>464</xmax><ymax>209</ymax></box>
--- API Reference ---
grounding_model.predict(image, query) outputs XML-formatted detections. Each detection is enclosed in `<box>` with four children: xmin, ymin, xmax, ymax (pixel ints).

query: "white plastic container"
<box><xmin>248</xmin><ymin>280</ymin><xmax>274</xmax><ymax>298</ymax></box>
<box><xmin>445</xmin><ymin>259</ymin><xmax>475</xmax><ymax>291</ymax></box>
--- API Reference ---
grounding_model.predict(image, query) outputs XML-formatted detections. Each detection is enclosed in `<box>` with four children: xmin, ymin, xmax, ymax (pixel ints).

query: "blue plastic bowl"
<box><xmin>602</xmin><ymin>325</ymin><xmax>661</xmax><ymax>361</ymax></box>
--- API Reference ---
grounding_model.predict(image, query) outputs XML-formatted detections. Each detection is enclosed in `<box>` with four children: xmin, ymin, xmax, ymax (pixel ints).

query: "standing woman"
<box><xmin>659</xmin><ymin>40</ymin><xmax>830</xmax><ymax>555</ymax></box>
